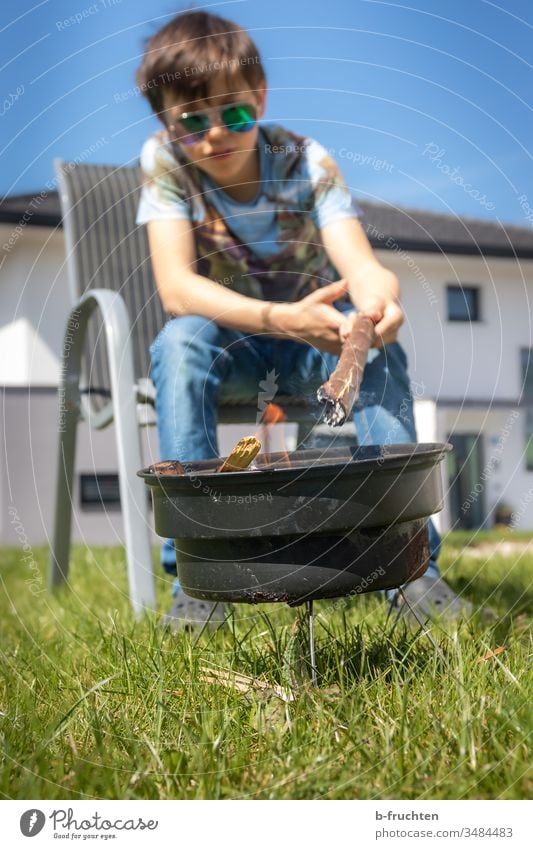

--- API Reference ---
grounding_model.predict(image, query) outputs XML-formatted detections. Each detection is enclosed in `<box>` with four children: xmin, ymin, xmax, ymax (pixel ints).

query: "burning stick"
<box><xmin>316</xmin><ymin>313</ymin><xmax>376</xmax><ymax>426</ymax></box>
<box><xmin>216</xmin><ymin>436</ymin><xmax>262</xmax><ymax>473</ymax></box>
<box><xmin>147</xmin><ymin>438</ymin><xmax>261</xmax><ymax>476</ymax></box>
<box><xmin>148</xmin><ymin>460</ymin><xmax>186</xmax><ymax>475</ymax></box>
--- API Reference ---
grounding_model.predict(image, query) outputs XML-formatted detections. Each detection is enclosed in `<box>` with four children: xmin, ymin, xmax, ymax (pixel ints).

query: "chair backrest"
<box><xmin>55</xmin><ymin>159</ymin><xmax>311</xmax><ymax>417</ymax></box>
<box><xmin>55</xmin><ymin>159</ymin><xmax>165</xmax><ymax>395</ymax></box>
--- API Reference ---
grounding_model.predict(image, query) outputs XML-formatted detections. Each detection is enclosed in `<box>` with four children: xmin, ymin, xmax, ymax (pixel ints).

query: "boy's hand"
<box><xmin>272</xmin><ymin>280</ymin><xmax>350</xmax><ymax>354</ymax></box>
<box><xmin>319</xmin><ymin>218</ymin><xmax>405</xmax><ymax>347</ymax></box>
<box><xmin>338</xmin><ymin>295</ymin><xmax>405</xmax><ymax>348</ymax></box>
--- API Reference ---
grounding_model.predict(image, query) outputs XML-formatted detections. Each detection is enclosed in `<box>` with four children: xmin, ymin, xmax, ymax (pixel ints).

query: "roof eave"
<box><xmin>368</xmin><ymin>237</ymin><xmax>533</xmax><ymax>260</ymax></box>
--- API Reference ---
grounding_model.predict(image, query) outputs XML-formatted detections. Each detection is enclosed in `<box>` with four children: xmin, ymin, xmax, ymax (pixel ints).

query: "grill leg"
<box><xmin>385</xmin><ymin>588</ymin><xmax>404</xmax><ymax>636</ymax></box>
<box><xmin>307</xmin><ymin>600</ymin><xmax>318</xmax><ymax>687</ymax></box>
<box><xmin>396</xmin><ymin>586</ymin><xmax>476</xmax><ymax>698</ymax></box>
<box><xmin>396</xmin><ymin>586</ymin><xmax>443</xmax><ymax>655</ymax></box>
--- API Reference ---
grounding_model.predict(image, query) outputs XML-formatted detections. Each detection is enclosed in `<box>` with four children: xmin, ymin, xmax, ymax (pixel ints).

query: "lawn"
<box><xmin>0</xmin><ymin>532</ymin><xmax>531</xmax><ymax>800</ymax></box>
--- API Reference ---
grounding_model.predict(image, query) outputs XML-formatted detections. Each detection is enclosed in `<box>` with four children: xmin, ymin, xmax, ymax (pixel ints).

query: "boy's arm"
<box><xmin>319</xmin><ymin>217</ymin><xmax>405</xmax><ymax>347</ymax></box>
<box><xmin>147</xmin><ymin>218</ymin><xmax>272</xmax><ymax>333</ymax></box>
<box><xmin>146</xmin><ymin>218</ymin><xmax>350</xmax><ymax>354</ymax></box>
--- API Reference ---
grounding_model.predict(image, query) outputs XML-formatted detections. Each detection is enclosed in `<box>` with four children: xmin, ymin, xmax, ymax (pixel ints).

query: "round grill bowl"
<box><xmin>138</xmin><ymin>442</ymin><xmax>451</xmax><ymax>604</ymax></box>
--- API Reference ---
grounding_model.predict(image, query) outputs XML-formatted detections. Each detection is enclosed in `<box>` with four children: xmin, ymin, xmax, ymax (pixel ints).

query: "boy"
<box><xmin>135</xmin><ymin>9</ymin><xmax>470</xmax><ymax>629</ymax></box>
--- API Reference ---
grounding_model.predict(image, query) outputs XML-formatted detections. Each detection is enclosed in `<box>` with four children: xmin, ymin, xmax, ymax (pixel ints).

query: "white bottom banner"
<box><xmin>3</xmin><ymin>799</ymin><xmax>531</xmax><ymax>848</ymax></box>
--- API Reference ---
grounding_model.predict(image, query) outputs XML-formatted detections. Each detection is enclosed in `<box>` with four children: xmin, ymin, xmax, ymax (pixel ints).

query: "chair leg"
<box><xmin>103</xmin><ymin>297</ymin><xmax>156</xmax><ymax>616</ymax></box>
<box><xmin>113</xmin><ymin>403</ymin><xmax>156</xmax><ymax>616</ymax></box>
<box><xmin>48</xmin><ymin>385</ymin><xmax>79</xmax><ymax>590</ymax></box>
<box><xmin>49</xmin><ymin>291</ymin><xmax>156</xmax><ymax>616</ymax></box>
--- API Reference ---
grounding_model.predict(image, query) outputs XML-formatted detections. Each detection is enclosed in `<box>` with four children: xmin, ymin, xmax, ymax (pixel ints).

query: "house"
<box><xmin>1</xmin><ymin>188</ymin><xmax>532</xmax><ymax>546</ymax></box>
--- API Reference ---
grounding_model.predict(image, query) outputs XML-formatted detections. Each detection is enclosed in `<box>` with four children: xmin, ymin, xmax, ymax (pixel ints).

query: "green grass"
<box><xmin>0</xmin><ymin>537</ymin><xmax>531</xmax><ymax>800</ymax></box>
<box><xmin>444</xmin><ymin>528</ymin><xmax>533</xmax><ymax>547</ymax></box>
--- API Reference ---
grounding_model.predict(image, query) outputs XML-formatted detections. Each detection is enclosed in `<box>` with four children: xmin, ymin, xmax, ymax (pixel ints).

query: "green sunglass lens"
<box><xmin>223</xmin><ymin>104</ymin><xmax>257</xmax><ymax>132</ymax></box>
<box><xmin>181</xmin><ymin>114</ymin><xmax>210</xmax><ymax>135</ymax></box>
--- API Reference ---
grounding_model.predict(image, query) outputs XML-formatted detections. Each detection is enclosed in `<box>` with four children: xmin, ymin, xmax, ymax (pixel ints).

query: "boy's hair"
<box><xmin>136</xmin><ymin>9</ymin><xmax>266</xmax><ymax>116</ymax></box>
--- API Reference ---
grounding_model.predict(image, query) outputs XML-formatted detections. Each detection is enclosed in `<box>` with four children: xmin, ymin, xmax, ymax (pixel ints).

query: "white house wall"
<box><xmin>380</xmin><ymin>250</ymin><xmax>533</xmax><ymax>404</ymax></box>
<box><xmin>0</xmin><ymin>224</ymin><xmax>70</xmax><ymax>387</ymax></box>
<box><xmin>2</xmin><ymin>227</ymin><xmax>532</xmax><ymax>405</ymax></box>
<box><xmin>1</xmin><ymin>224</ymin><xmax>533</xmax><ymax>541</ymax></box>
<box><xmin>0</xmin><ymin>318</ymin><xmax>30</xmax><ymax>384</ymax></box>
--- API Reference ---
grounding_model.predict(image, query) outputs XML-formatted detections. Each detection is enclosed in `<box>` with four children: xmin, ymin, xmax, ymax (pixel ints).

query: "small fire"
<box><xmin>255</xmin><ymin>402</ymin><xmax>291</xmax><ymax>466</ymax></box>
<box><xmin>261</xmin><ymin>402</ymin><xmax>287</xmax><ymax>425</ymax></box>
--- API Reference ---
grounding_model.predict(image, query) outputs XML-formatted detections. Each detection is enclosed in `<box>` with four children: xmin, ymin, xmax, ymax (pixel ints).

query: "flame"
<box><xmin>254</xmin><ymin>403</ymin><xmax>291</xmax><ymax>467</ymax></box>
<box><xmin>261</xmin><ymin>402</ymin><xmax>287</xmax><ymax>424</ymax></box>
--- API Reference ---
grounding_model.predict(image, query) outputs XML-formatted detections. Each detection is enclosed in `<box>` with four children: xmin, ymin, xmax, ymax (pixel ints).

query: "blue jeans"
<box><xmin>149</xmin><ymin>313</ymin><xmax>441</xmax><ymax>591</ymax></box>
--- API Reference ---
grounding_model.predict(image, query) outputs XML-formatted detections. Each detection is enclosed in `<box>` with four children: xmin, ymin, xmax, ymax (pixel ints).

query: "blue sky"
<box><xmin>1</xmin><ymin>0</ymin><xmax>532</xmax><ymax>225</ymax></box>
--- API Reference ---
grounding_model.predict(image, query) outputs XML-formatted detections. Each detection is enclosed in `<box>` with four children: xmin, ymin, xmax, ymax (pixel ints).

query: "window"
<box><xmin>522</xmin><ymin>350</ymin><xmax>533</xmax><ymax>470</ymax></box>
<box><xmin>80</xmin><ymin>473</ymin><xmax>120</xmax><ymax>510</ymax></box>
<box><xmin>520</xmin><ymin>348</ymin><xmax>533</xmax><ymax>403</ymax></box>
<box><xmin>526</xmin><ymin>409</ymin><xmax>533</xmax><ymax>472</ymax></box>
<box><xmin>80</xmin><ymin>473</ymin><xmax>152</xmax><ymax>509</ymax></box>
<box><xmin>447</xmin><ymin>285</ymin><xmax>480</xmax><ymax>322</ymax></box>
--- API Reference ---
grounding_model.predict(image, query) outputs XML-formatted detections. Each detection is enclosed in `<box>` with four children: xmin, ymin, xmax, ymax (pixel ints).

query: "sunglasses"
<box><xmin>167</xmin><ymin>101</ymin><xmax>258</xmax><ymax>145</ymax></box>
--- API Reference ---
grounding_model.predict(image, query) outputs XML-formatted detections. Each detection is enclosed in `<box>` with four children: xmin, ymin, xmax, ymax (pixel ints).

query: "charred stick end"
<box><xmin>316</xmin><ymin>314</ymin><xmax>376</xmax><ymax>428</ymax></box>
<box><xmin>316</xmin><ymin>387</ymin><xmax>347</xmax><ymax>427</ymax></box>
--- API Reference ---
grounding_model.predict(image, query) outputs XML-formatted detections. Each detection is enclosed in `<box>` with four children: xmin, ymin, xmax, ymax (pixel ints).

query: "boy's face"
<box><xmin>162</xmin><ymin>74</ymin><xmax>266</xmax><ymax>182</ymax></box>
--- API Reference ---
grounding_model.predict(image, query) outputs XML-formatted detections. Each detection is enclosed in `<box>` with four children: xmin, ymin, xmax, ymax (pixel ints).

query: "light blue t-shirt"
<box><xmin>136</xmin><ymin>122</ymin><xmax>362</xmax><ymax>302</ymax></box>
